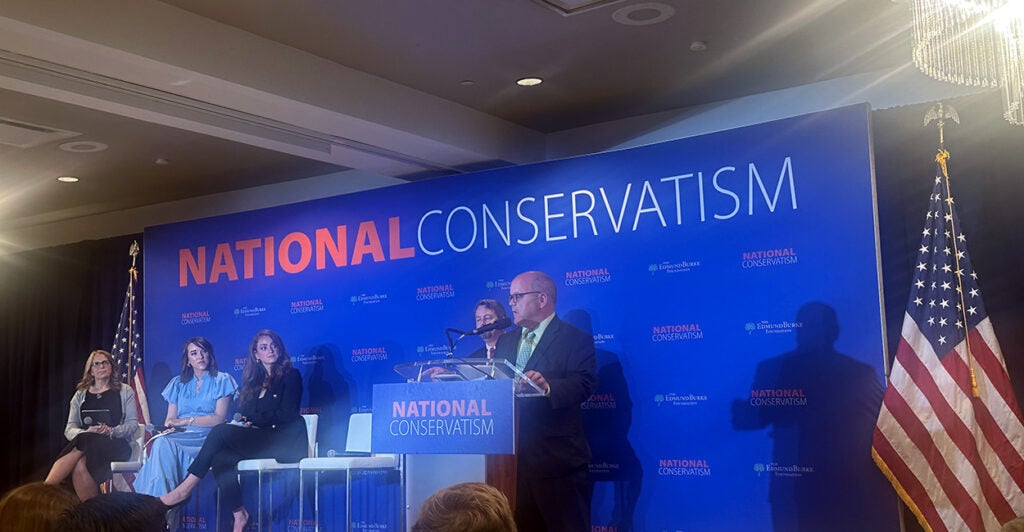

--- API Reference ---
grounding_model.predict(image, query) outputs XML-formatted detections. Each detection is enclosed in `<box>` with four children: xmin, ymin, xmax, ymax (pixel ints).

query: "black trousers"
<box><xmin>186</xmin><ymin>423</ymin><xmax>304</xmax><ymax>510</ymax></box>
<box><xmin>515</xmin><ymin>465</ymin><xmax>591</xmax><ymax>532</ymax></box>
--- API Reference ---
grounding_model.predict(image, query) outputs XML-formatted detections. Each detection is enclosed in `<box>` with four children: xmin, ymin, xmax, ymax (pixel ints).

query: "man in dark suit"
<box><xmin>469</xmin><ymin>299</ymin><xmax>508</xmax><ymax>359</ymax></box>
<box><xmin>493</xmin><ymin>270</ymin><xmax>597</xmax><ymax>531</ymax></box>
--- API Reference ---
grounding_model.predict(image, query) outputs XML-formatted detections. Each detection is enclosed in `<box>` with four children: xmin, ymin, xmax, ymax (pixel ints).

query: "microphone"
<box><xmin>145</xmin><ymin>423</ymin><xmax>184</xmax><ymax>433</ymax></box>
<box><xmin>470</xmin><ymin>317</ymin><xmax>512</xmax><ymax>336</ymax></box>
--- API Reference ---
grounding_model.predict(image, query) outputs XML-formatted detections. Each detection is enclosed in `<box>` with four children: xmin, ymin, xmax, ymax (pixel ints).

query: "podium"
<box><xmin>373</xmin><ymin>358</ymin><xmax>541</xmax><ymax>528</ymax></box>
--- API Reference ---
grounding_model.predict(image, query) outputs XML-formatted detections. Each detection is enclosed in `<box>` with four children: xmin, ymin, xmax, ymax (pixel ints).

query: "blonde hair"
<box><xmin>75</xmin><ymin>350</ymin><xmax>122</xmax><ymax>392</ymax></box>
<box><xmin>412</xmin><ymin>482</ymin><xmax>516</xmax><ymax>532</ymax></box>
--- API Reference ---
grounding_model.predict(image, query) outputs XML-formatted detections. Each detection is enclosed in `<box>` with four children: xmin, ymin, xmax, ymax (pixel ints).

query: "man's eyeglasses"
<box><xmin>92</xmin><ymin>360</ymin><xmax>111</xmax><ymax>367</ymax></box>
<box><xmin>508</xmin><ymin>291</ymin><xmax>542</xmax><ymax>304</ymax></box>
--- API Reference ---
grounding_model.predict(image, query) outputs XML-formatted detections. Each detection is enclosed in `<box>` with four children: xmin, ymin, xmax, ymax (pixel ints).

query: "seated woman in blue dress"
<box><xmin>135</xmin><ymin>337</ymin><xmax>237</xmax><ymax>498</ymax></box>
<box><xmin>44</xmin><ymin>350</ymin><xmax>139</xmax><ymax>501</ymax></box>
<box><xmin>160</xmin><ymin>329</ymin><xmax>306</xmax><ymax>532</ymax></box>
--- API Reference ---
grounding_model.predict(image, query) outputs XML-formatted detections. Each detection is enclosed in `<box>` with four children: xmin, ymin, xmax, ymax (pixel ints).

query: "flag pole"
<box><xmin>125</xmin><ymin>240</ymin><xmax>139</xmax><ymax>385</ymax></box>
<box><xmin>924</xmin><ymin>103</ymin><xmax>979</xmax><ymax>398</ymax></box>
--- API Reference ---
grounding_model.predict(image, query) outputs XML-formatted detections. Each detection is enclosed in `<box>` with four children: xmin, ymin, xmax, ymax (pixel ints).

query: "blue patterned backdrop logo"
<box><xmin>289</xmin><ymin>297</ymin><xmax>325</xmax><ymax>314</ymax></box>
<box><xmin>745</xmin><ymin>319</ymin><xmax>803</xmax><ymax>335</ymax></box>
<box><xmin>648</xmin><ymin>259</ymin><xmax>701</xmax><ymax>275</ymax></box>
<box><xmin>179</xmin><ymin>310</ymin><xmax>211</xmax><ymax>325</ymax></box>
<box><xmin>658</xmin><ymin>458</ymin><xmax>712</xmax><ymax>477</ymax></box>
<box><xmin>655</xmin><ymin>392</ymin><xmax>709</xmax><ymax>407</ymax></box>
<box><xmin>582</xmin><ymin>393</ymin><xmax>617</xmax><ymax>410</ymax></box>
<box><xmin>650</xmin><ymin>323</ymin><xmax>704</xmax><ymax>342</ymax></box>
<box><xmin>350</xmin><ymin>292</ymin><xmax>388</xmax><ymax>305</ymax></box>
<box><xmin>748</xmin><ymin>388</ymin><xmax>809</xmax><ymax>407</ymax></box>
<box><xmin>351</xmin><ymin>346</ymin><xmax>388</xmax><ymax>363</ymax></box>
<box><xmin>741</xmin><ymin>247</ymin><xmax>799</xmax><ymax>268</ymax></box>
<box><xmin>415</xmin><ymin>283</ymin><xmax>456</xmax><ymax>301</ymax></box>
<box><xmin>563</xmin><ymin>267</ymin><xmax>612</xmax><ymax>286</ymax></box>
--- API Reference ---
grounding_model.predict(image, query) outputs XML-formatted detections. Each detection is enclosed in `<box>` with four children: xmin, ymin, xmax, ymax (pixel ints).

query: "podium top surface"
<box><xmin>393</xmin><ymin>358</ymin><xmax>545</xmax><ymax>397</ymax></box>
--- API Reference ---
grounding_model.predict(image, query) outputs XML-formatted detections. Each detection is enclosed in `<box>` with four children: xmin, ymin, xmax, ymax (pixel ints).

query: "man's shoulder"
<box><xmin>550</xmin><ymin>315</ymin><xmax>593</xmax><ymax>345</ymax></box>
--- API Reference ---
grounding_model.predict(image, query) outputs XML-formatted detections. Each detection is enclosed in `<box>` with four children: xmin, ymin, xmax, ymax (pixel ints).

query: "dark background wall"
<box><xmin>1</xmin><ymin>92</ymin><xmax>1021</xmax><ymax>530</ymax></box>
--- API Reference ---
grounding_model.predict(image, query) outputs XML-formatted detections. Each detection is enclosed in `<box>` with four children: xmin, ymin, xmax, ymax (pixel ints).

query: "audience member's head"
<box><xmin>0</xmin><ymin>482</ymin><xmax>78</xmax><ymax>532</ymax></box>
<box><xmin>57</xmin><ymin>491</ymin><xmax>168</xmax><ymax>532</ymax></box>
<box><xmin>412</xmin><ymin>482</ymin><xmax>516</xmax><ymax>532</ymax></box>
<box><xmin>1003</xmin><ymin>516</ymin><xmax>1024</xmax><ymax>532</ymax></box>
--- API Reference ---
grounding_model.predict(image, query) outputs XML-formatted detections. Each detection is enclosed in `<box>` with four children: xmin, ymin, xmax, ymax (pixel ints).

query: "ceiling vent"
<box><xmin>0</xmin><ymin>117</ymin><xmax>81</xmax><ymax>149</ymax></box>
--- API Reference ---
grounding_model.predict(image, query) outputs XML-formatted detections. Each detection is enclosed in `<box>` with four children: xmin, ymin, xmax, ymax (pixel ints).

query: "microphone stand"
<box><xmin>444</xmin><ymin>327</ymin><xmax>470</xmax><ymax>359</ymax></box>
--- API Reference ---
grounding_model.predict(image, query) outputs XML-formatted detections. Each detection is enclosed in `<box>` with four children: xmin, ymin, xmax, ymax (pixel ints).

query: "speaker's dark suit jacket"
<box><xmin>494</xmin><ymin>314</ymin><xmax>597</xmax><ymax>478</ymax></box>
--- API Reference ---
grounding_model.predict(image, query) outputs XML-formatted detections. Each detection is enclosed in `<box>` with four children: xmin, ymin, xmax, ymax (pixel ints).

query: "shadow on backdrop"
<box><xmin>731</xmin><ymin>302</ymin><xmax>897</xmax><ymax>532</ymax></box>
<box><xmin>565</xmin><ymin>309</ymin><xmax>643</xmax><ymax>531</ymax></box>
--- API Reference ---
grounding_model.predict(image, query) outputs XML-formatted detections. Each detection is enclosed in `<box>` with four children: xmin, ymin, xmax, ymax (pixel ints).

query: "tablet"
<box><xmin>81</xmin><ymin>409</ymin><xmax>112</xmax><ymax>427</ymax></box>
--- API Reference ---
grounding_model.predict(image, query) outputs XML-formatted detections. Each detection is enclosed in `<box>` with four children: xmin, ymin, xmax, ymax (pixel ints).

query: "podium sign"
<box><xmin>372</xmin><ymin>380</ymin><xmax>515</xmax><ymax>454</ymax></box>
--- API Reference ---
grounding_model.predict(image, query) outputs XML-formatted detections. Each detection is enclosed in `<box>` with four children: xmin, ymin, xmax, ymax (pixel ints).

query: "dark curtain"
<box><xmin>0</xmin><ymin>234</ymin><xmax>141</xmax><ymax>495</ymax></box>
<box><xmin>1</xmin><ymin>92</ymin><xmax>1022</xmax><ymax>532</ymax></box>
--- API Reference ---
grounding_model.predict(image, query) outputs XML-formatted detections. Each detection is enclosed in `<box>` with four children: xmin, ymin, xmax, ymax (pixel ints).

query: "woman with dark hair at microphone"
<box><xmin>44</xmin><ymin>350</ymin><xmax>139</xmax><ymax>501</ymax></box>
<box><xmin>135</xmin><ymin>337</ymin><xmax>237</xmax><ymax>499</ymax></box>
<box><xmin>160</xmin><ymin>329</ymin><xmax>306</xmax><ymax>532</ymax></box>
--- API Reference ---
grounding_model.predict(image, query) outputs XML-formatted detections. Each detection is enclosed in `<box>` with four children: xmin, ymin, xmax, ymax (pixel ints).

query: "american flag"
<box><xmin>872</xmin><ymin>150</ymin><xmax>1024</xmax><ymax>531</ymax></box>
<box><xmin>110</xmin><ymin>241</ymin><xmax>150</xmax><ymax>490</ymax></box>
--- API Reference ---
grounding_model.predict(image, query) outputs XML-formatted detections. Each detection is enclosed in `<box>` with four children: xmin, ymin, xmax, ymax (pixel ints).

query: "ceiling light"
<box><xmin>533</xmin><ymin>0</ymin><xmax>624</xmax><ymax>16</ymax></box>
<box><xmin>909</xmin><ymin>0</ymin><xmax>1023</xmax><ymax>126</ymax></box>
<box><xmin>56</xmin><ymin>176</ymin><xmax>79</xmax><ymax>183</ymax></box>
<box><xmin>516</xmin><ymin>77</ymin><xmax>543</xmax><ymax>87</ymax></box>
<box><xmin>58</xmin><ymin>141</ymin><xmax>108</xmax><ymax>153</ymax></box>
<box><xmin>612</xmin><ymin>2</ymin><xmax>675</xmax><ymax>26</ymax></box>
<box><xmin>155</xmin><ymin>158</ymin><xmax>170</xmax><ymax>166</ymax></box>
<box><xmin>689</xmin><ymin>41</ymin><xmax>708</xmax><ymax>52</ymax></box>
<box><xmin>459</xmin><ymin>80</ymin><xmax>476</xmax><ymax>86</ymax></box>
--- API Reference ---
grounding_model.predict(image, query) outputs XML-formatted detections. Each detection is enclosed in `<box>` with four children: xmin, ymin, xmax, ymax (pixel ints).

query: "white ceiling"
<box><xmin>0</xmin><ymin>0</ymin><xmax>914</xmax><ymax>251</ymax></box>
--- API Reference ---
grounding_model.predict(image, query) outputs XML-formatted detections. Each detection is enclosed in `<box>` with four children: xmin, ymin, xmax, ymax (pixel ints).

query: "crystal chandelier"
<box><xmin>911</xmin><ymin>0</ymin><xmax>1024</xmax><ymax>125</ymax></box>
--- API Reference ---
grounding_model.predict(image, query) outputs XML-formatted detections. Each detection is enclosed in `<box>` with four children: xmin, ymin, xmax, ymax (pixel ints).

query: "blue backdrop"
<box><xmin>144</xmin><ymin>104</ymin><xmax>898</xmax><ymax>531</ymax></box>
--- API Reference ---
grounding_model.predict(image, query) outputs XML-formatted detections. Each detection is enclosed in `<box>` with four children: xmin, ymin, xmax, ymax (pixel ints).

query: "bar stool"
<box><xmin>220</xmin><ymin>414</ymin><xmax>318</xmax><ymax>532</ymax></box>
<box><xmin>298</xmin><ymin>413</ymin><xmax>398</xmax><ymax>532</ymax></box>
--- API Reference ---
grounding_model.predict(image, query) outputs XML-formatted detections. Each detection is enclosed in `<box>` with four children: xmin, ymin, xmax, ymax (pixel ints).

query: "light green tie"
<box><xmin>516</xmin><ymin>331</ymin><xmax>536</xmax><ymax>370</ymax></box>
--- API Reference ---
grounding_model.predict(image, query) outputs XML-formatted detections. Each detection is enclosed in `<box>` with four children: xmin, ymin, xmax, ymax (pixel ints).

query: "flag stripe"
<box><xmin>969</xmin><ymin>324</ymin><xmax>1024</xmax><ymax>421</ymax></box>
<box><xmin>882</xmin><ymin>362</ymin><xmax>985</xmax><ymax>530</ymax></box>
<box><xmin>905</xmin><ymin>332</ymin><xmax>1014</xmax><ymax>528</ymax></box>
<box><xmin>946</xmin><ymin>335</ymin><xmax>1024</xmax><ymax>500</ymax></box>
<box><xmin>873</xmin><ymin>425</ymin><xmax>945</xmax><ymax>532</ymax></box>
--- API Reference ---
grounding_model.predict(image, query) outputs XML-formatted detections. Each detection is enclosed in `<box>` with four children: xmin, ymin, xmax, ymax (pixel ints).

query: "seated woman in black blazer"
<box><xmin>160</xmin><ymin>329</ymin><xmax>306</xmax><ymax>532</ymax></box>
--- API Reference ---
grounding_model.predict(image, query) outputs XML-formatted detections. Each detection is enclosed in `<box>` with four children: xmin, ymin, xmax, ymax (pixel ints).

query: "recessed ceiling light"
<box><xmin>612</xmin><ymin>2</ymin><xmax>675</xmax><ymax>26</ymax></box>
<box><xmin>155</xmin><ymin>158</ymin><xmax>170</xmax><ymax>166</ymax></box>
<box><xmin>58</xmin><ymin>141</ymin><xmax>108</xmax><ymax>153</ymax></box>
<box><xmin>516</xmin><ymin>77</ymin><xmax>543</xmax><ymax>87</ymax></box>
<box><xmin>459</xmin><ymin>79</ymin><xmax>476</xmax><ymax>86</ymax></box>
<box><xmin>689</xmin><ymin>41</ymin><xmax>708</xmax><ymax>52</ymax></box>
<box><xmin>56</xmin><ymin>176</ymin><xmax>79</xmax><ymax>183</ymax></box>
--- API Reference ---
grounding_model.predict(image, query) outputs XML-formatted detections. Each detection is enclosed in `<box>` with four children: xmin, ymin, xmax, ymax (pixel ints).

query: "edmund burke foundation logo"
<box><xmin>350</xmin><ymin>293</ymin><xmax>388</xmax><ymax>305</ymax></box>
<box><xmin>648</xmin><ymin>259</ymin><xmax>701</xmax><ymax>275</ymax></box>
<box><xmin>744</xmin><ymin>319</ymin><xmax>802</xmax><ymax>335</ymax></box>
